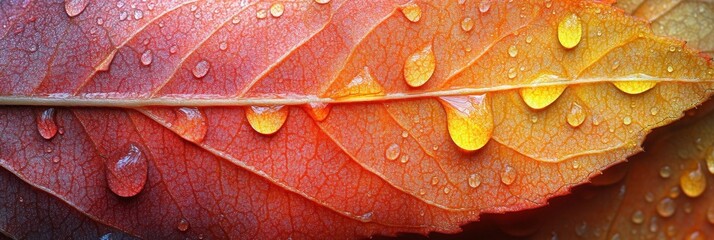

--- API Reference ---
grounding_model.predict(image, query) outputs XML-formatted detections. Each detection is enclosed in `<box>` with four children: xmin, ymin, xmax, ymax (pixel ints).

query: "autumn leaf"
<box><xmin>1</xmin><ymin>0</ymin><xmax>713</xmax><ymax>239</ymax></box>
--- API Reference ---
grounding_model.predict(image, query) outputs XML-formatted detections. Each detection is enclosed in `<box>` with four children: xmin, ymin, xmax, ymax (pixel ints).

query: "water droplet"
<box><xmin>52</xmin><ymin>156</ymin><xmax>60</xmax><ymax>163</ymax></box>
<box><xmin>526</xmin><ymin>35</ymin><xmax>533</xmax><ymax>43</ymax></box>
<box><xmin>140</xmin><ymin>50</ymin><xmax>153</xmax><ymax>66</ymax></box>
<box><xmin>304</xmin><ymin>102</ymin><xmax>331</xmax><ymax>121</ymax></box>
<box><xmin>439</xmin><ymin>94</ymin><xmax>493</xmax><ymax>151</ymax></box>
<box><xmin>612</xmin><ymin>81</ymin><xmax>657</xmax><ymax>95</ymax></box>
<box><xmin>219</xmin><ymin>41</ymin><xmax>228</xmax><ymax>51</ymax></box>
<box><xmin>246</xmin><ymin>105</ymin><xmax>289</xmax><ymax>135</ymax></box>
<box><xmin>645</xmin><ymin>192</ymin><xmax>654</xmax><ymax>202</ymax></box>
<box><xmin>519</xmin><ymin>74</ymin><xmax>566</xmax><ymax>110</ymax></box>
<box><xmin>508</xmin><ymin>45</ymin><xmax>518</xmax><ymax>57</ymax></box>
<box><xmin>680</xmin><ymin>164</ymin><xmax>706</xmax><ymax>197</ymax></box>
<box><xmin>687</xmin><ymin>231</ymin><xmax>705</xmax><ymax>240</ymax></box>
<box><xmin>667</xmin><ymin>65</ymin><xmax>674</xmax><ymax>73</ymax></box>
<box><xmin>479</xmin><ymin>1</ymin><xmax>491</xmax><ymax>13</ymax></box>
<box><xmin>401</xmin><ymin>131</ymin><xmax>409</xmax><ymax>138</ymax></box>
<box><xmin>399</xmin><ymin>155</ymin><xmax>410</xmax><ymax>163</ymax></box>
<box><xmin>507</xmin><ymin>67</ymin><xmax>518</xmax><ymax>79</ymax></box>
<box><xmin>575</xmin><ymin>221</ymin><xmax>587</xmax><ymax>236</ymax></box>
<box><xmin>566</xmin><ymin>102</ymin><xmax>586</xmax><ymax>127</ymax></box>
<box><xmin>133</xmin><ymin>9</ymin><xmax>143</xmax><ymax>20</ymax></box>
<box><xmin>623</xmin><ymin>116</ymin><xmax>632</xmax><ymax>125</ymax></box>
<box><xmin>461</xmin><ymin>17</ymin><xmax>474</xmax><ymax>32</ymax></box>
<box><xmin>170</xmin><ymin>108</ymin><xmax>207</xmax><ymax>142</ymax></box>
<box><xmin>270</xmin><ymin>2</ymin><xmax>284</xmax><ymax>17</ymax></box>
<box><xmin>431</xmin><ymin>176</ymin><xmax>439</xmax><ymax>185</ymax></box>
<box><xmin>37</xmin><ymin>108</ymin><xmax>58</xmax><ymax>140</ymax></box>
<box><xmin>314</xmin><ymin>0</ymin><xmax>331</xmax><ymax>4</ymax></box>
<box><xmin>329</xmin><ymin>67</ymin><xmax>385</xmax><ymax>99</ymax></box>
<box><xmin>631</xmin><ymin>210</ymin><xmax>644</xmax><ymax>224</ymax></box>
<box><xmin>256</xmin><ymin>9</ymin><xmax>267</xmax><ymax>19</ymax></box>
<box><xmin>707</xmin><ymin>205</ymin><xmax>714</xmax><ymax>224</ymax></box>
<box><xmin>401</xmin><ymin>2</ymin><xmax>421</xmax><ymax>23</ymax></box>
<box><xmin>650</xmin><ymin>107</ymin><xmax>659</xmax><ymax>116</ymax></box>
<box><xmin>656</xmin><ymin>197</ymin><xmax>676</xmax><ymax>217</ymax></box>
<box><xmin>669</xmin><ymin>185</ymin><xmax>680</xmax><ymax>198</ymax></box>
<box><xmin>468</xmin><ymin>173</ymin><xmax>481</xmax><ymax>188</ymax></box>
<box><xmin>403</xmin><ymin>44</ymin><xmax>436</xmax><ymax>87</ymax></box>
<box><xmin>501</xmin><ymin>164</ymin><xmax>516</xmax><ymax>185</ymax></box>
<box><xmin>106</xmin><ymin>142</ymin><xmax>148</xmax><ymax>198</ymax></box>
<box><xmin>557</xmin><ymin>13</ymin><xmax>582</xmax><ymax>49</ymax></box>
<box><xmin>177</xmin><ymin>218</ymin><xmax>190</xmax><ymax>232</ymax></box>
<box><xmin>65</xmin><ymin>0</ymin><xmax>89</xmax><ymax>17</ymax></box>
<box><xmin>660</xmin><ymin>165</ymin><xmax>672</xmax><ymax>178</ymax></box>
<box><xmin>192</xmin><ymin>60</ymin><xmax>210</xmax><ymax>79</ymax></box>
<box><xmin>385</xmin><ymin>143</ymin><xmax>400</xmax><ymax>160</ymax></box>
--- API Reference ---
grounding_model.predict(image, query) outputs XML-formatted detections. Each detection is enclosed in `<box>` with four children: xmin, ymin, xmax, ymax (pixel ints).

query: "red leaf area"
<box><xmin>1</xmin><ymin>0</ymin><xmax>713</xmax><ymax>239</ymax></box>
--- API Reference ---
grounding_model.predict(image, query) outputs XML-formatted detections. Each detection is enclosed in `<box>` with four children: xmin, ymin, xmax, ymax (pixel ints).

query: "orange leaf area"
<box><xmin>0</xmin><ymin>0</ymin><xmax>713</xmax><ymax>238</ymax></box>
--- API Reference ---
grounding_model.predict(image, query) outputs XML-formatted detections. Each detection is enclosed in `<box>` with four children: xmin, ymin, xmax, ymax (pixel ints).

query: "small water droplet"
<box><xmin>650</xmin><ymin>107</ymin><xmax>659</xmax><ymax>116</ymax></box>
<box><xmin>461</xmin><ymin>17</ymin><xmax>474</xmax><ymax>32</ymax></box>
<box><xmin>177</xmin><ymin>218</ymin><xmax>190</xmax><ymax>232</ymax></box>
<box><xmin>645</xmin><ymin>192</ymin><xmax>654</xmax><ymax>202</ymax></box>
<box><xmin>707</xmin><ymin>205</ymin><xmax>714</xmax><ymax>224</ymax></box>
<box><xmin>133</xmin><ymin>9</ymin><xmax>143</xmax><ymax>20</ymax></box>
<box><xmin>401</xmin><ymin>131</ymin><xmax>409</xmax><ymax>138</ymax></box>
<box><xmin>558</xmin><ymin>13</ymin><xmax>582</xmax><ymax>49</ymax></box>
<box><xmin>270</xmin><ymin>2</ymin><xmax>284</xmax><ymax>17</ymax></box>
<box><xmin>501</xmin><ymin>164</ymin><xmax>516</xmax><ymax>185</ymax></box>
<box><xmin>439</xmin><ymin>94</ymin><xmax>493</xmax><ymax>151</ymax></box>
<box><xmin>106</xmin><ymin>142</ymin><xmax>149</xmax><ymax>198</ymax></box>
<box><xmin>399</xmin><ymin>155</ymin><xmax>410</xmax><ymax>163</ymax></box>
<box><xmin>669</xmin><ymin>185</ymin><xmax>680</xmax><ymax>198</ymax></box>
<box><xmin>246</xmin><ymin>105</ymin><xmax>289</xmax><ymax>135</ymax></box>
<box><xmin>192</xmin><ymin>60</ymin><xmax>210</xmax><ymax>79</ymax></box>
<box><xmin>304</xmin><ymin>102</ymin><xmax>331</xmax><ymax>121</ymax></box>
<box><xmin>575</xmin><ymin>221</ymin><xmax>587</xmax><ymax>237</ymax></box>
<box><xmin>468</xmin><ymin>173</ymin><xmax>481</xmax><ymax>188</ymax></box>
<box><xmin>169</xmin><ymin>45</ymin><xmax>178</xmax><ymax>54</ymax></box>
<box><xmin>403</xmin><ymin>44</ymin><xmax>436</xmax><ymax>87</ymax></box>
<box><xmin>687</xmin><ymin>231</ymin><xmax>705</xmax><ymax>240</ymax></box>
<box><xmin>656</xmin><ymin>197</ymin><xmax>676</xmax><ymax>217</ymax></box>
<box><xmin>613</xmin><ymin>81</ymin><xmax>657</xmax><ymax>95</ymax></box>
<box><xmin>443</xmin><ymin>186</ymin><xmax>451</xmax><ymax>194</ymax></box>
<box><xmin>660</xmin><ymin>165</ymin><xmax>672</xmax><ymax>178</ymax></box>
<box><xmin>631</xmin><ymin>210</ymin><xmax>644</xmax><ymax>224</ymax></box>
<box><xmin>623</xmin><ymin>116</ymin><xmax>632</xmax><ymax>125</ymax></box>
<box><xmin>667</xmin><ymin>65</ymin><xmax>674</xmax><ymax>73</ymax></box>
<box><xmin>431</xmin><ymin>176</ymin><xmax>439</xmax><ymax>186</ymax></box>
<box><xmin>507</xmin><ymin>67</ymin><xmax>518</xmax><ymax>79</ymax></box>
<box><xmin>219</xmin><ymin>41</ymin><xmax>228</xmax><ymax>51</ymax></box>
<box><xmin>37</xmin><ymin>108</ymin><xmax>58</xmax><ymax>140</ymax></box>
<box><xmin>519</xmin><ymin>74</ymin><xmax>566</xmax><ymax>109</ymax></box>
<box><xmin>256</xmin><ymin>9</ymin><xmax>267</xmax><ymax>19</ymax></box>
<box><xmin>680</xmin><ymin>164</ymin><xmax>706</xmax><ymax>197</ymax></box>
<box><xmin>314</xmin><ymin>0</ymin><xmax>331</xmax><ymax>4</ymax></box>
<box><xmin>508</xmin><ymin>45</ymin><xmax>518</xmax><ymax>57</ymax></box>
<box><xmin>385</xmin><ymin>143</ymin><xmax>400</xmax><ymax>160</ymax></box>
<box><xmin>51</xmin><ymin>156</ymin><xmax>60</xmax><ymax>163</ymax></box>
<box><xmin>526</xmin><ymin>35</ymin><xmax>533</xmax><ymax>43</ymax></box>
<box><xmin>140</xmin><ymin>50</ymin><xmax>153</xmax><ymax>66</ymax></box>
<box><xmin>479</xmin><ymin>1</ymin><xmax>491</xmax><ymax>13</ymax></box>
<box><xmin>65</xmin><ymin>0</ymin><xmax>89</xmax><ymax>17</ymax></box>
<box><xmin>170</xmin><ymin>108</ymin><xmax>208</xmax><ymax>142</ymax></box>
<box><xmin>401</xmin><ymin>2</ymin><xmax>422</xmax><ymax>23</ymax></box>
<box><xmin>566</xmin><ymin>102</ymin><xmax>586</xmax><ymax>127</ymax></box>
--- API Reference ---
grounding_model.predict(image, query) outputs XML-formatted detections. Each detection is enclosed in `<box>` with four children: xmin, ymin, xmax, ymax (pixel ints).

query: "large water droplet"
<box><xmin>403</xmin><ymin>44</ymin><xmax>436</xmax><ymax>88</ymax></box>
<box><xmin>519</xmin><ymin>74</ymin><xmax>566</xmax><ymax>110</ymax></box>
<box><xmin>501</xmin><ymin>164</ymin><xmax>516</xmax><ymax>185</ymax></box>
<box><xmin>566</xmin><ymin>102</ymin><xmax>586</xmax><ymax>127</ymax></box>
<box><xmin>65</xmin><ymin>0</ymin><xmax>89</xmax><ymax>17</ymax></box>
<box><xmin>171</xmin><ymin>107</ymin><xmax>207</xmax><ymax>142</ymax></box>
<box><xmin>106</xmin><ymin>142</ymin><xmax>149</xmax><ymax>198</ymax></box>
<box><xmin>192</xmin><ymin>60</ymin><xmax>210</xmax><ymax>79</ymax></box>
<box><xmin>270</xmin><ymin>2</ymin><xmax>284</xmax><ymax>17</ymax></box>
<box><xmin>558</xmin><ymin>13</ymin><xmax>582</xmax><ymax>49</ymax></box>
<box><xmin>329</xmin><ymin>67</ymin><xmax>385</xmax><ymax>99</ymax></box>
<box><xmin>304</xmin><ymin>102</ymin><xmax>331</xmax><ymax>121</ymax></box>
<box><xmin>401</xmin><ymin>2</ymin><xmax>422</xmax><ymax>23</ymax></box>
<box><xmin>656</xmin><ymin>197</ymin><xmax>676</xmax><ymax>217</ymax></box>
<box><xmin>140</xmin><ymin>50</ymin><xmax>153</xmax><ymax>66</ymax></box>
<box><xmin>612</xmin><ymin>81</ymin><xmax>657</xmax><ymax>95</ymax></box>
<box><xmin>37</xmin><ymin>108</ymin><xmax>58</xmax><ymax>140</ymax></box>
<box><xmin>680</xmin><ymin>164</ymin><xmax>706</xmax><ymax>197</ymax></box>
<box><xmin>246</xmin><ymin>105</ymin><xmax>289</xmax><ymax>135</ymax></box>
<box><xmin>385</xmin><ymin>143</ymin><xmax>401</xmax><ymax>160</ymax></box>
<box><xmin>438</xmin><ymin>94</ymin><xmax>493</xmax><ymax>151</ymax></box>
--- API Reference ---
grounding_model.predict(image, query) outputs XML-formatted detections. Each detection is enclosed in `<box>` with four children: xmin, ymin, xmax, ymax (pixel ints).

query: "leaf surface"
<box><xmin>0</xmin><ymin>0</ymin><xmax>713</xmax><ymax>238</ymax></box>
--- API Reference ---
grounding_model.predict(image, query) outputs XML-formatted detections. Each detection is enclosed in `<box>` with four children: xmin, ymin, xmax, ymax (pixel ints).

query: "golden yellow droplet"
<box><xmin>246</xmin><ymin>105</ymin><xmax>289</xmax><ymax>135</ymax></box>
<box><xmin>612</xmin><ymin>81</ymin><xmax>657</xmax><ymax>95</ymax></box>
<box><xmin>461</xmin><ymin>17</ymin><xmax>474</xmax><ymax>32</ymax></box>
<box><xmin>566</xmin><ymin>102</ymin><xmax>586</xmax><ymax>127</ymax></box>
<box><xmin>314</xmin><ymin>0</ymin><xmax>330</xmax><ymax>4</ymax></box>
<box><xmin>656</xmin><ymin>197</ymin><xmax>676</xmax><ymax>217</ymax></box>
<box><xmin>501</xmin><ymin>164</ymin><xmax>516</xmax><ymax>185</ymax></box>
<box><xmin>667</xmin><ymin>65</ymin><xmax>674</xmax><ymax>73</ymax></box>
<box><xmin>680</xmin><ymin>164</ymin><xmax>706</xmax><ymax>198</ymax></box>
<box><xmin>256</xmin><ymin>9</ymin><xmax>268</xmax><ymax>19</ymax></box>
<box><xmin>439</xmin><ymin>94</ymin><xmax>493</xmax><ymax>151</ymax></box>
<box><xmin>508</xmin><ymin>45</ymin><xmax>518</xmax><ymax>57</ymax></box>
<box><xmin>385</xmin><ymin>143</ymin><xmax>401</xmax><ymax>160</ymax></box>
<box><xmin>507</xmin><ymin>67</ymin><xmax>517</xmax><ymax>79</ymax></box>
<box><xmin>558</xmin><ymin>13</ymin><xmax>582</xmax><ymax>49</ymax></box>
<box><xmin>623</xmin><ymin>116</ymin><xmax>632</xmax><ymax>125</ymax></box>
<box><xmin>401</xmin><ymin>2</ymin><xmax>421</xmax><ymax>23</ymax></box>
<box><xmin>468</xmin><ymin>173</ymin><xmax>481</xmax><ymax>188</ymax></box>
<box><xmin>269</xmin><ymin>2</ymin><xmax>284</xmax><ymax>17</ymax></box>
<box><xmin>519</xmin><ymin>74</ymin><xmax>567</xmax><ymax>110</ymax></box>
<box><xmin>328</xmin><ymin>67</ymin><xmax>385</xmax><ymax>99</ymax></box>
<box><xmin>304</xmin><ymin>102</ymin><xmax>331</xmax><ymax>121</ymax></box>
<box><xmin>403</xmin><ymin>44</ymin><xmax>436</xmax><ymax>87</ymax></box>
